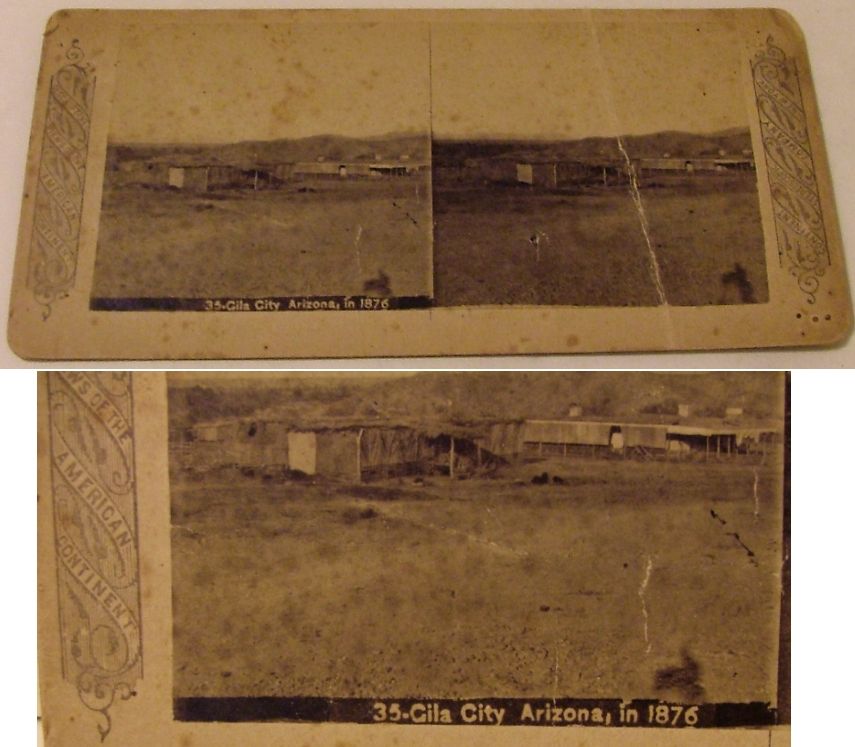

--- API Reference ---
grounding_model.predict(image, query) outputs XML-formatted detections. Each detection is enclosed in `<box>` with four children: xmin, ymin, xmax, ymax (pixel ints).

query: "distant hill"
<box><xmin>109</xmin><ymin>132</ymin><xmax>430</xmax><ymax>168</ymax></box>
<box><xmin>168</xmin><ymin>372</ymin><xmax>785</xmax><ymax>429</ymax></box>
<box><xmin>432</xmin><ymin>129</ymin><xmax>754</xmax><ymax>166</ymax></box>
<box><xmin>109</xmin><ymin>129</ymin><xmax>750</xmax><ymax>170</ymax></box>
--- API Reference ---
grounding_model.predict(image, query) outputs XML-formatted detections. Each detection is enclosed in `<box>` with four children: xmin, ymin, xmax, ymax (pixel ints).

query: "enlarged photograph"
<box><xmin>431</xmin><ymin>21</ymin><xmax>769</xmax><ymax>307</ymax></box>
<box><xmin>90</xmin><ymin>22</ymin><xmax>433</xmax><ymax>310</ymax></box>
<box><xmin>168</xmin><ymin>372</ymin><xmax>787</xmax><ymax>726</ymax></box>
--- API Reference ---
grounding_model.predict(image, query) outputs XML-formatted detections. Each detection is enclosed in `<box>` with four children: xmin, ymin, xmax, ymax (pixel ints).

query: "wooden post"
<box><xmin>356</xmin><ymin>428</ymin><xmax>363</xmax><ymax>482</ymax></box>
<box><xmin>449</xmin><ymin>436</ymin><xmax>455</xmax><ymax>479</ymax></box>
<box><xmin>254</xmin><ymin>170</ymin><xmax>259</xmax><ymax>191</ymax></box>
<box><xmin>705</xmin><ymin>436</ymin><xmax>709</xmax><ymax>461</ymax></box>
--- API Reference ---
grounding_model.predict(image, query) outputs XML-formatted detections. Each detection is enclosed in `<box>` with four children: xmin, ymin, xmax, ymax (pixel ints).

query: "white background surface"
<box><xmin>1</xmin><ymin>0</ymin><xmax>854</xmax><ymax>368</ymax></box>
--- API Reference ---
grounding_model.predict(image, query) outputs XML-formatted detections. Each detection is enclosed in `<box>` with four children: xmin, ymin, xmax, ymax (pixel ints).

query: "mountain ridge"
<box><xmin>168</xmin><ymin>373</ymin><xmax>785</xmax><ymax>428</ymax></box>
<box><xmin>108</xmin><ymin>128</ymin><xmax>752</xmax><ymax>168</ymax></box>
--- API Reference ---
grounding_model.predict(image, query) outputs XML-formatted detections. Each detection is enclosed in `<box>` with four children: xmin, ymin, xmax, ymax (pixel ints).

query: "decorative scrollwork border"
<box><xmin>47</xmin><ymin>373</ymin><xmax>142</xmax><ymax>741</ymax></box>
<box><xmin>752</xmin><ymin>36</ymin><xmax>830</xmax><ymax>305</ymax></box>
<box><xmin>27</xmin><ymin>40</ymin><xmax>96</xmax><ymax>318</ymax></box>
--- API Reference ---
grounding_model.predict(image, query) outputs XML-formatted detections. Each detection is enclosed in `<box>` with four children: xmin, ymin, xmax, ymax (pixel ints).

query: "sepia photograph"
<box><xmin>167</xmin><ymin>372</ymin><xmax>787</xmax><ymax>726</ymax></box>
<box><xmin>90</xmin><ymin>22</ymin><xmax>434</xmax><ymax>310</ymax></box>
<box><xmin>431</xmin><ymin>21</ymin><xmax>769</xmax><ymax>307</ymax></box>
<box><xmin>89</xmin><ymin>17</ymin><xmax>769</xmax><ymax>313</ymax></box>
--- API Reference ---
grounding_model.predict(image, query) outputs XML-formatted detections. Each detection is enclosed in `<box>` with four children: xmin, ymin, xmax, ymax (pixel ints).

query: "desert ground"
<box><xmin>91</xmin><ymin>178</ymin><xmax>432</xmax><ymax>300</ymax></box>
<box><xmin>171</xmin><ymin>456</ymin><xmax>783</xmax><ymax>704</ymax></box>
<box><xmin>432</xmin><ymin>175</ymin><xmax>768</xmax><ymax>307</ymax></box>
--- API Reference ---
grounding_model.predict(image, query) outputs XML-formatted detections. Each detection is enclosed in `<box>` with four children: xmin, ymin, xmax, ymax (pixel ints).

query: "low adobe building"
<box><xmin>173</xmin><ymin>417</ymin><xmax>499</xmax><ymax>482</ymax></box>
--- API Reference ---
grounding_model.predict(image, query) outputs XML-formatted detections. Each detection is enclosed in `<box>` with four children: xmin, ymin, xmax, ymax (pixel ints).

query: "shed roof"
<box><xmin>190</xmin><ymin>414</ymin><xmax>489</xmax><ymax>440</ymax></box>
<box><xmin>524</xmin><ymin>416</ymin><xmax>782</xmax><ymax>439</ymax></box>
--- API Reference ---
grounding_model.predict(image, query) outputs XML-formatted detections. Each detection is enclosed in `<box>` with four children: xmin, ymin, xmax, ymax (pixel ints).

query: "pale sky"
<box><xmin>431</xmin><ymin>19</ymin><xmax>750</xmax><ymax>139</ymax></box>
<box><xmin>110</xmin><ymin>22</ymin><xmax>431</xmax><ymax>144</ymax></box>
<box><xmin>111</xmin><ymin>18</ymin><xmax>750</xmax><ymax>145</ymax></box>
<box><xmin>169</xmin><ymin>373</ymin><xmax>418</xmax><ymax>386</ymax></box>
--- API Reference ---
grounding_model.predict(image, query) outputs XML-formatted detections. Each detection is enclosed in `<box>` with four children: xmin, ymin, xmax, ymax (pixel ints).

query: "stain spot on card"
<box><xmin>720</xmin><ymin>263</ymin><xmax>756</xmax><ymax>304</ymax></box>
<box><xmin>654</xmin><ymin>648</ymin><xmax>706</xmax><ymax>702</ymax></box>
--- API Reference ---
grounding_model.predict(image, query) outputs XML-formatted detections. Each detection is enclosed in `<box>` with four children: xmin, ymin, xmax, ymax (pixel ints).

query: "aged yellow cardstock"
<box><xmin>9</xmin><ymin>9</ymin><xmax>851</xmax><ymax>358</ymax></box>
